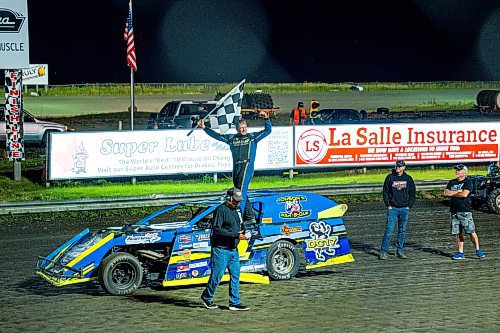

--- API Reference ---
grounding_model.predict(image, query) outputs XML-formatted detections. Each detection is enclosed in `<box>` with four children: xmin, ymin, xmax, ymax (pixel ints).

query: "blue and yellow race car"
<box><xmin>36</xmin><ymin>191</ymin><xmax>354</xmax><ymax>295</ymax></box>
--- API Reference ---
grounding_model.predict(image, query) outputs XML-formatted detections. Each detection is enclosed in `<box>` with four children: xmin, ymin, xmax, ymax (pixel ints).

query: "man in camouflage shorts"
<box><xmin>444</xmin><ymin>164</ymin><xmax>486</xmax><ymax>260</ymax></box>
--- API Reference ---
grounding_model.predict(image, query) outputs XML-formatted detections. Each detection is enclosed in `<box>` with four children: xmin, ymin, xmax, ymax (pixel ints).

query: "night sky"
<box><xmin>26</xmin><ymin>0</ymin><xmax>500</xmax><ymax>84</ymax></box>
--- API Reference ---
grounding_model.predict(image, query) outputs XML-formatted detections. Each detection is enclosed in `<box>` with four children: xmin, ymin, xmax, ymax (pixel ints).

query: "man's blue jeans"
<box><xmin>201</xmin><ymin>246</ymin><xmax>241</xmax><ymax>306</ymax></box>
<box><xmin>380</xmin><ymin>207</ymin><xmax>410</xmax><ymax>254</ymax></box>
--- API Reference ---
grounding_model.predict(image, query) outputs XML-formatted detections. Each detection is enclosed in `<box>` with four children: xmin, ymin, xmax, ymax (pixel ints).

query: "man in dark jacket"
<box><xmin>197</xmin><ymin>111</ymin><xmax>271</xmax><ymax>224</ymax></box>
<box><xmin>201</xmin><ymin>187</ymin><xmax>250</xmax><ymax>311</ymax></box>
<box><xmin>379</xmin><ymin>160</ymin><xmax>416</xmax><ymax>260</ymax></box>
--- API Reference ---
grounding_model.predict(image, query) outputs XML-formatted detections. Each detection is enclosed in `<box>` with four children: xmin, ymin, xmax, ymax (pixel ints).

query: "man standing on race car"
<box><xmin>444</xmin><ymin>164</ymin><xmax>486</xmax><ymax>260</ymax></box>
<box><xmin>197</xmin><ymin>110</ymin><xmax>272</xmax><ymax>225</ymax></box>
<box><xmin>201</xmin><ymin>187</ymin><xmax>250</xmax><ymax>311</ymax></box>
<box><xmin>379</xmin><ymin>160</ymin><xmax>416</xmax><ymax>260</ymax></box>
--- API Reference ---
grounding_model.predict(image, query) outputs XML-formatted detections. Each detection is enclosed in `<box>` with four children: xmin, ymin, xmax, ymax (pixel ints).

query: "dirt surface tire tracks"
<box><xmin>1</xmin><ymin>200</ymin><xmax>498</xmax><ymax>333</ymax></box>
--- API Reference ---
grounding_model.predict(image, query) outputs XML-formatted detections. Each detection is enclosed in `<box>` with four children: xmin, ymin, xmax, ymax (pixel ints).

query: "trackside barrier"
<box><xmin>0</xmin><ymin>181</ymin><xmax>448</xmax><ymax>215</ymax></box>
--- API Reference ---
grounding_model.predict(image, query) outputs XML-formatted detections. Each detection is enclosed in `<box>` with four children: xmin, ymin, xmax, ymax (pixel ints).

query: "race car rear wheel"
<box><xmin>487</xmin><ymin>189</ymin><xmax>500</xmax><ymax>213</ymax></box>
<box><xmin>266</xmin><ymin>240</ymin><xmax>300</xmax><ymax>280</ymax></box>
<box><xmin>98</xmin><ymin>252</ymin><xmax>143</xmax><ymax>295</ymax></box>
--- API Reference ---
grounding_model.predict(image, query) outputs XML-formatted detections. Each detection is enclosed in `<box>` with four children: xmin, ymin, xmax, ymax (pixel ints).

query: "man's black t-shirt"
<box><xmin>446</xmin><ymin>177</ymin><xmax>473</xmax><ymax>213</ymax></box>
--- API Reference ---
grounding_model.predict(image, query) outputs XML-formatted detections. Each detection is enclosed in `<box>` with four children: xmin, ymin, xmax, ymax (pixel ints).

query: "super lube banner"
<box><xmin>295</xmin><ymin>122</ymin><xmax>500</xmax><ymax>167</ymax></box>
<box><xmin>48</xmin><ymin>127</ymin><xmax>294</xmax><ymax>180</ymax></box>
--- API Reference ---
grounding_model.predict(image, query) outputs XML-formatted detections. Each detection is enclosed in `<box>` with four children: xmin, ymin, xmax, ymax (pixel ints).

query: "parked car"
<box><xmin>314</xmin><ymin>108</ymin><xmax>362</xmax><ymax>124</ymax></box>
<box><xmin>147</xmin><ymin>100</ymin><xmax>219</xmax><ymax>130</ymax></box>
<box><xmin>1</xmin><ymin>105</ymin><xmax>69</xmax><ymax>147</ymax></box>
<box><xmin>469</xmin><ymin>162</ymin><xmax>500</xmax><ymax>213</ymax></box>
<box><xmin>36</xmin><ymin>191</ymin><xmax>355</xmax><ymax>295</ymax></box>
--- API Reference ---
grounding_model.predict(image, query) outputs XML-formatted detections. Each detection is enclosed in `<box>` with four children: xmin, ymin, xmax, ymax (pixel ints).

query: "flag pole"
<box><xmin>130</xmin><ymin>66</ymin><xmax>134</xmax><ymax>130</ymax></box>
<box><xmin>129</xmin><ymin>0</ymin><xmax>135</xmax><ymax>131</ymax></box>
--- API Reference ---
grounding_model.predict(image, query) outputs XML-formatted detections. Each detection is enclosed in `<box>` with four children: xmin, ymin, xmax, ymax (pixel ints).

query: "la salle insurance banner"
<box><xmin>48</xmin><ymin>127</ymin><xmax>293</xmax><ymax>180</ymax></box>
<box><xmin>295</xmin><ymin>122</ymin><xmax>500</xmax><ymax>167</ymax></box>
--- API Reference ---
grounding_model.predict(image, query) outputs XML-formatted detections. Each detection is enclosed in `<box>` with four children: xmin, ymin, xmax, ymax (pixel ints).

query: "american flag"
<box><xmin>124</xmin><ymin>0</ymin><xmax>137</xmax><ymax>71</ymax></box>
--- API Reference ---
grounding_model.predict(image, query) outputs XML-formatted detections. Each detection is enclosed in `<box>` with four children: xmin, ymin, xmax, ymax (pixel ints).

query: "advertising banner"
<box><xmin>0</xmin><ymin>0</ymin><xmax>30</xmax><ymax>69</ymax></box>
<box><xmin>22</xmin><ymin>64</ymin><xmax>48</xmax><ymax>85</ymax></box>
<box><xmin>295</xmin><ymin>123</ymin><xmax>500</xmax><ymax>167</ymax></box>
<box><xmin>4</xmin><ymin>69</ymin><xmax>24</xmax><ymax>161</ymax></box>
<box><xmin>48</xmin><ymin>126</ymin><xmax>294</xmax><ymax>180</ymax></box>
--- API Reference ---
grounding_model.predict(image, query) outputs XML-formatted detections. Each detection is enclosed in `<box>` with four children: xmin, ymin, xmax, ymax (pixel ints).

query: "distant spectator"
<box><xmin>290</xmin><ymin>102</ymin><xmax>307</xmax><ymax>125</ymax></box>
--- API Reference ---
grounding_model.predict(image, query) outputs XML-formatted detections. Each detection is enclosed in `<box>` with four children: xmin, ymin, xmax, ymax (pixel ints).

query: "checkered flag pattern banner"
<box><xmin>212</xmin><ymin>80</ymin><xmax>245</xmax><ymax>134</ymax></box>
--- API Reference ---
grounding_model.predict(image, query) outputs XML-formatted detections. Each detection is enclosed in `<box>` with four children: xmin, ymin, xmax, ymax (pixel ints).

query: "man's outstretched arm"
<box><xmin>197</xmin><ymin>119</ymin><xmax>230</xmax><ymax>144</ymax></box>
<box><xmin>254</xmin><ymin>110</ymin><xmax>272</xmax><ymax>143</ymax></box>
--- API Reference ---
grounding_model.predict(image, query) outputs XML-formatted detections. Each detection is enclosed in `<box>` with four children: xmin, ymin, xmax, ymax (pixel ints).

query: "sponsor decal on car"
<box><xmin>191</xmin><ymin>270</ymin><xmax>199</xmax><ymax>277</ymax></box>
<box><xmin>178</xmin><ymin>244</ymin><xmax>193</xmax><ymax>249</ymax></box>
<box><xmin>125</xmin><ymin>233</ymin><xmax>161</xmax><ymax>245</ymax></box>
<box><xmin>182</xmin><ymin>249</ymin><xmax>191</xmax><ymax>260</ymax></box>
<box><xmin>306</xmin><ymin>221</ymin><xmax>340</xmax><ymax>260</ymax></box>
<box><xmin>277</xmin><ymin>195</ymin><xmax>311</xmax><ymax>219</ymax></box>
<box><xmin>193</xmin><ymin>241</ymin><xmax>209</xmax><ymax>249</ymax></box>
<box><xmin>189</xmin><ymin>261</ymin><xmax>208</xmax><ymax>269</ymax></box>
<box><xmin>195</xmin><ymin>233</ymin><xmax>211</xmax><ymax>241</ymax></box>
<box><xmin>281</xmin><ymin>224</ymin><xmax>302</xmax><ymax>236</ymax></box>
<box><xmin>175</xmin><ymin>272</ymin><xmax>187</xmax><ymax>279</ymax></box>
<box><xmin>177</xmin><ymin>264</ymin><xmax>189</xmax><ymax>272</ymax></box>
<box><xmin>178</xmin><ymin>235</ymin><xmax>193</xmax><ymax>243</ymax></box>
<box><xmin>240</xmin><ymin>263</ymin><xmax>266</xmax><ymax>272</ymax></box>
<box><xmin>262</xmin><ymin>217</ymin><xmax>273</xmax><ymax>224</ymax></box>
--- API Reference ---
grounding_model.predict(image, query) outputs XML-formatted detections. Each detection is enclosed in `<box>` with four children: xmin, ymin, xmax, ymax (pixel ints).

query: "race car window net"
<box><xmin>146</xmin><ymin>204</ymin><xmax>209</xmax><ymax>225</ymax></box>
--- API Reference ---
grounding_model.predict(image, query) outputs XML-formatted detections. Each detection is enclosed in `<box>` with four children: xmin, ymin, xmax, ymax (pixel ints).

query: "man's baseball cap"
<box><xmin>227</xmin><ymin>187</ymin><xmax>243</xmax><ymax>201</ymax></box>
<box><xmin>395</xmin><ymin>160</ymin><xmax>406</xmax><ymax>167</ymax></box>
<box><xmin>454</xmin><ymin>164</ymin><xmax>468</xmax><ymax>172</ymax></box>
<box><xmin>298</xmin><ymin>102</ymin><xmax>304</xmax><ymax>107</ymax></box>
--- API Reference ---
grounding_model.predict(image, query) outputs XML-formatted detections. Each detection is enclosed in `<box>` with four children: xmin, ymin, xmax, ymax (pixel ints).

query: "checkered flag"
<box><xmin>211</xmin><ymin>80</ymin><xmax>245</xmax><ymax>133</ymax></box>
<box><xmin>188</xmin><ymin>80</ymin><xmax>245</xmax><ymax>136</ymax></box>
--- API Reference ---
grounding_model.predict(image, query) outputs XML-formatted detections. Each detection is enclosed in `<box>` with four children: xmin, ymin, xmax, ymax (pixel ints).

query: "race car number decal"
<box><xmin>306</xmin><ymin>221</ymin><xmax>340</xmax><ymax>260</ymax></box>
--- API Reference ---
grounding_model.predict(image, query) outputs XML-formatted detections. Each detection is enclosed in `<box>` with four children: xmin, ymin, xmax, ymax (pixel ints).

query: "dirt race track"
<box><xmin>1</xmin><ymin>200</ymin><xmax>498</xmax><ymax>333</ymax></box>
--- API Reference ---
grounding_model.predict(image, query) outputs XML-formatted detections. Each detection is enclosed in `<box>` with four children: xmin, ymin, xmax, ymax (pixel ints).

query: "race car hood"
<box><xmin>36</xmin><ymin>223</ymin><xmax>183</xmax><ymax>286</ymax></box>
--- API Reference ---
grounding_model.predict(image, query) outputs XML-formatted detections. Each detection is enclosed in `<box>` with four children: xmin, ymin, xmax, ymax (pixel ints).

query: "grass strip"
<box><xmin>26</xmin><ymin>81</ymin><xmax>500</xmax><ymax>96</ymax></box>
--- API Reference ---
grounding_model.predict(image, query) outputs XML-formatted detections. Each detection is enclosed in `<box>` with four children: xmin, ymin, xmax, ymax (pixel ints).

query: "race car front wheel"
<box><xmin>266</xmin><ymin>240</ymin><xmax>300</xmax><ymax>280</ymax></box>
<box><xmin>98</xmin><ymin>252</ymin><xmax>143</xmax><ymax>295</ymax></box>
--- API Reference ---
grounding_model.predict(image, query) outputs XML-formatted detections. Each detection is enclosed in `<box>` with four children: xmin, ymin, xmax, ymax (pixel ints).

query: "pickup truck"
<box><xmin>147</xmin><ymin>100</ymin><xmax>219</xmax><ymax>130</ymax></box>
<box><xmin>1</xmin><ymin>105</ymin><xmax>69</xmax><ymax>147</ymax></box>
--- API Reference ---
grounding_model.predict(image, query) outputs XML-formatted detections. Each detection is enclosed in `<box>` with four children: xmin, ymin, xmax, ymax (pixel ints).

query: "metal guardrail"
<box><xmin>0</xmin><ymin>180</ymin><xmax>448</xmax><ymax>216</ymax></box>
